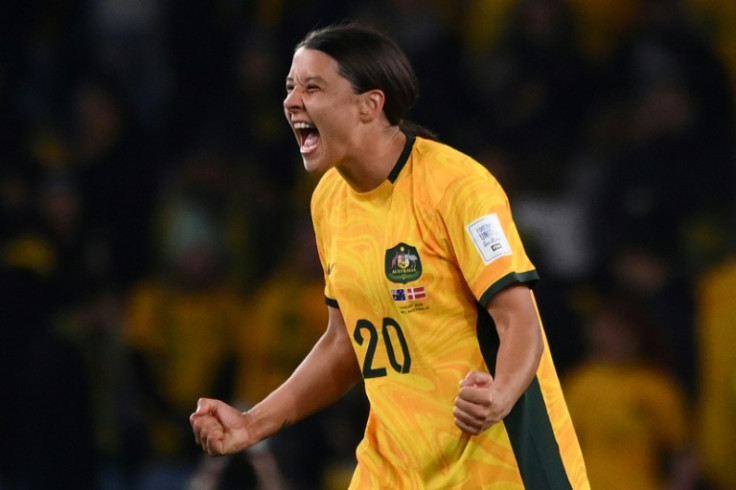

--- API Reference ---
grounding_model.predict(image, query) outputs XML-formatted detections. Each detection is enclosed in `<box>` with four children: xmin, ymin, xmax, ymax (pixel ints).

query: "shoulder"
<box><xmin>412</xmin><ymin>137</ymin><xmax>485</xmax><ymax>173</ymax></box>
<box><xmin>412</xmin><ymin>138</ymin><xmax>503</xmax><ymax>189</ymax></box>
<box><xmin>410</xmin><ymin>137</ymin><xmax>507</xmax><ymax>208</ymax></box>
<box><xmin>635</xmin><ymin>365</ymin><xmax>686</xmax><ymax>397</ymax></box>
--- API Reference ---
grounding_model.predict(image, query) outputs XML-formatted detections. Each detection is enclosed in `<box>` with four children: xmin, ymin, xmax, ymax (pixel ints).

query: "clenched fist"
<box><xmin>190</xmin><ymin>398</ymin><xmax>256</xmax><ymax>456</ymax></box>
<box><xmin>453</xmin><ymin>371</ymin><xmax>513</xmax><ymax>435</ymax></box>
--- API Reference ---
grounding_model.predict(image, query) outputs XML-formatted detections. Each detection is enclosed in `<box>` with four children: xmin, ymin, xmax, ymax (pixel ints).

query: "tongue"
<box><xmin>302</xmin><ymin>131</ymin><xmax>320</xmax><ymax>152</ymax></box>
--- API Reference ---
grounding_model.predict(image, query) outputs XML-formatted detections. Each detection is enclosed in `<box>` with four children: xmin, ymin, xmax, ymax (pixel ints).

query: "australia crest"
<box><xmin>385</xmin><ymin>243</ymin><xmax>422</xmax><ymax>284</ymax></box>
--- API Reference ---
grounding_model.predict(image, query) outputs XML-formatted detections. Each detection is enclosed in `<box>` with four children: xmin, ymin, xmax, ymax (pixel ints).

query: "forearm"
<box><xmin>488</xmin><ymin>286</ymin><xmax>544</xmax><ymax>409</ymax></box>
<box><xmin>246</xmin><ymin>314</ymin><xmax>361</xmax><ymax>441</ymax></box>
<box><xmin>493</xmin><ymin>317</ymin><xmax>543</xmax><ymax>408</ymax></box>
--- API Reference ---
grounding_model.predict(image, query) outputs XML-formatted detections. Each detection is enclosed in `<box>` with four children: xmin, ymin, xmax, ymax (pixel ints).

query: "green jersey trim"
<box><xmin>325</xmin><ymin>296</ymin><xmax>339</xmax><ymax>308</ymax></box>
<box><xmin>479</xmin><ymin>270</ymin><xmax>539</xmax><ymax>308</ymax></box>
<box><xmin>476</xmin><ymin>305</ymin><xmax>572</xmax><ymax>489</ymax></box>
<box><xmin>505</xmin><ymin>377</ymin><xmax>573</xmax><ymax>489</ymax></box>
<box><xmin>387</xmin><ymin>135</ymin><xmax>416</xmax><ymax>183</ymax></box>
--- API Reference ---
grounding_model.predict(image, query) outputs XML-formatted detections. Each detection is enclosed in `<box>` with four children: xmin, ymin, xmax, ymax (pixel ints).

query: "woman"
<box><xmin>191</xmin><ymin>23</ymin><xmax>589</xmax><ymax>488</ymax></box>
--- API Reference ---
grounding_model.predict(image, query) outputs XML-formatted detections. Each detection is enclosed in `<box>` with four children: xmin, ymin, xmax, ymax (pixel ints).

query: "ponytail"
<box><xmin>399</xmin><ymin>119</ymin><xmax>438</xmax><ymax>141</ymax></box>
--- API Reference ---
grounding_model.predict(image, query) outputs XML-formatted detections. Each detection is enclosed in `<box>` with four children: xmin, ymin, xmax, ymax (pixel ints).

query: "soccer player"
<box><xmin>191</xmin><ymin>23</ymin><xmax>589</xmax><ymax>488</ymax></box>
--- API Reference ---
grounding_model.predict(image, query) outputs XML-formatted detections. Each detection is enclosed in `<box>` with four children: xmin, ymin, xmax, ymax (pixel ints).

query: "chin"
<box><xmin>302</xmin><ymin>158</ymin><xmax>316</xmax><ymax>173</ymax></box>
<box><xmin>302</xmin><ymin>159</ymin><xmax>322</xmax><ymax>174</ymax></box>
<box><xmin>302</xmin><ymin>153</ymin><xmax>330</xmax><ymax>174</ymax></box>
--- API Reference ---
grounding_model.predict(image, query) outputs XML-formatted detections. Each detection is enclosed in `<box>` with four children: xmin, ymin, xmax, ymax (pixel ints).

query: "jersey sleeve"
<box><xmin>310</xmin><ymin>175</ymin><xmax>338</xmax><ymax>307</ymax></box>
<box><xmin>437</xmin><ymin>172</ymin><xmax>538</xmax><ymax>307</ymax></box>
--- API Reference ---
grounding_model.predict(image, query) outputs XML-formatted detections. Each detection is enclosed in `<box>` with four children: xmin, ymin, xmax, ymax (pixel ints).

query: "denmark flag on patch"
<box><xmin>406</xmin><ymin>287</ymin><xmax>426</xmax><ymax>300</ymax></box>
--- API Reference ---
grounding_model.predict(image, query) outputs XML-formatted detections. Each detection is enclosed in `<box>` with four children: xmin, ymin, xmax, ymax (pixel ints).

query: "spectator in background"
<box><xmin>461</xmin><ymin>0</ymin><xmax>592</xmax><ymax>192</ymax></box>
<box><xmin>60</xmin><ymin>271</ymin><xmax>139</xmax><ymax>490</ymax></box>
<box><xmin>0</xmin><ymin>1</ymin><xmax>89</xmax><ymax>126</ymax></box>
<box><xmin>86</xmin><ymin>0</ymin><xmax>170</xmax><ymax>135</ymax></box>
<box><xmin>563</xmin><ymin>296</ymin><xmax>698</xmax><ymax>490</ymax></box>
<box><xmin>459</xmin><ymin>0</ymin><xmax>595</xmax><ymax>282</ymax></box>
<box><xmin>124</xmin><ymin>180</ymin><xmax>246</xmax><ymax>489</ymax></box>
<box><xmin>235</xmin><ymin>214</ymin><xmax>368</xmax><ymax>489</ymax></box>
<box><xmin>0</xmin><ymin>262</ymin><xmax>100</xmax><ymax>489</ymax></box>
<box><xmin>13</xmin><ymin>75</ymin><xmax>160</xmax><ymax>300</ymax></box>
<box><xmin>695</xmin><ymin>255</ymin><xmax>736</xmax><ymax>490</ymax></box>
<box><xmin>564</xmin><ymin>0</ymin><xmax>639</xmax><ymax>62</ymax></box>
<box><xmin>0</xmin><ymin>142</ymin><xmax>137</xmax><ymax>489</ymax></box>
<box><xmin>35</xmin><ymin>171</ymin><xmax>112</xmax><ymax>303</ymax></box>
<box><xmin>461</xmin><ymin>0</ymin><xmax>639</xmax><ymax>64</ymax></box>
<box><xmin>67</xmin><ymin>78</ymin><xmax>159</xmax><ymax>290</ymax></box>
<box><xmin>460</xmin><ymin>0</ymin><xmax>519</xmax><ymax>59</ymax></box>
<box><xmin>195</xmin><ymin>26</ymin><xmax>303</xmax><ymax>288</ymax></box>
<box><xmin>462</xmin><ymin>0</ymin><xmax>595</xmax><ymax>376</ymax></box>
<box><xmin>592</xmin><ymin>0</ymin><xmax>734</xmax><ymax>274</ymax></box>
<box><xmin>601</xmin><ymin>243</ymin><xmax>698</xmax><ymax>397</ymax></box>
<box><xmin>31</xmin><ymin>170</ymin><xmax>138</xmax><ymax>489</ymax></box>
<box><xmin>687</xmin><ymin>0</ymin><xmax>736</xmax><ymax>100</ymax></box>
<box><xmin>153</xmin><ymin>150</ymin><xmax>257</xmax><ymax>290</ymax></box>
<box><xmin>0</xmin><ymin>163</ymin><xmax>38</xmax><ymax>245</ymax></box>
<box><xmin>586</xmin><ymin>0</ymin><xmax>736</xmax><ymax>399</ymax></box>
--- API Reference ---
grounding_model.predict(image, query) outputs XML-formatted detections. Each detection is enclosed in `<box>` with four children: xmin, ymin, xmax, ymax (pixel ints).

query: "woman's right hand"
<box><xmin>190</xmin><ymin>398</ymin><xmax>255</xmax><ymax>456</ymax></box>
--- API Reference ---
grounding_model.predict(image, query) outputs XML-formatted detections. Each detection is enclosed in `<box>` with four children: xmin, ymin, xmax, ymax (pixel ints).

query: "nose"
<box><xmin>283</xmin><ymin>88</ymin><xmax>303</xmax><ymax>114</ymax></box>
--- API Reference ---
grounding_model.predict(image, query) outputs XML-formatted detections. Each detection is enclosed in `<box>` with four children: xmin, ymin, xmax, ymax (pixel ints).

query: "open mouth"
<box><xmin>294</xmin><ymin>122</ymin><xmax>320</xmax><ymax>155</ymax></box>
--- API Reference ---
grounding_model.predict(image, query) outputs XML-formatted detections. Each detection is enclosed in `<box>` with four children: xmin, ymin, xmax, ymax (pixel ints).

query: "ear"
<box><xmin>358</xmin><ymin>90</ymin><xmax>385</xmax><ymax>122</ymax></box>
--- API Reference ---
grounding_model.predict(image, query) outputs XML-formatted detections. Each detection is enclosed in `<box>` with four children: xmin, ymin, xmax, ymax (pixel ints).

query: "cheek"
<box><xmin>321</xmin><ymin>108</ymin><xmax>358</xmax><ymax>139</ymax></box>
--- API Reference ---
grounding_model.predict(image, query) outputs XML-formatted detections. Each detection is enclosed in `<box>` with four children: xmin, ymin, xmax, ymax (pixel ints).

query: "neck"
<box><xmin>337</xmin><ymin>127</ymin><xmax>407</xmax><ymax>193</ymax></box>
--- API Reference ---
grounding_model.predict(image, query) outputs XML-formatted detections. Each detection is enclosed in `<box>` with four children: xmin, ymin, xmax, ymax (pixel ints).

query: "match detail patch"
<box><xmin>391</xmin><ymin>286</ymin><xmax>427</xmax><ymax>302</ymax></box>
<box><xmin>466</xmin><ymin>214</ymin><xmax>512</xmax><ymax>265</ymax></box>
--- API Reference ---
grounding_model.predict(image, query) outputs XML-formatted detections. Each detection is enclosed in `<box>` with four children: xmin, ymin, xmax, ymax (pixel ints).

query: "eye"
<box><xmin>305</xmin><ymin>84</ymin><xmax>320</xmax><ymax>93</ymax></box>
<box><xmin>285</xmin><ymin>83</ymin><xmax>295</xmax><ymax>94</ymax></box>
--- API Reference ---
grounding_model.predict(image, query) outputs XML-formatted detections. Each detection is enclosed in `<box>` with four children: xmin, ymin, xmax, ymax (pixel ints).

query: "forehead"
<box><xmin>287</xmin><ymin>47</ymin><xmax>342</xmax><ymax>81</ymax></box>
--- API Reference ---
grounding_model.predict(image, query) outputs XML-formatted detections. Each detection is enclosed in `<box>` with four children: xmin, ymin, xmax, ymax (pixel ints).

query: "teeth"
<box><xmin>293</xmin><ymin>122</ymin><xmax>315</xmax><ymax>129</ymax></box>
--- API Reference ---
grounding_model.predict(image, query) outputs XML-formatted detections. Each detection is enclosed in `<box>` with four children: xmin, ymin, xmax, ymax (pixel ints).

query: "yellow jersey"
<box><xmin>311</xmin><ymin>136</ymin><xmax>589</xmax><ymax>489</ymax></box>
<box><xmin>564</xmin><ymin>361</ymin><xmax>688</xmax><ymax>490</ymax></box>
<box><xmin>124</xmin><ymin>280</ymin><xmax>245</xmax><ymax>456</ymax></box>
<box><xmin>696</xmin><ymin>257</ymin><xmax>736</xmax><ymax>488</ymax></box>
<box><xmin>236</xmin><ymin>269</ymin><xmax>328</xmax><ymax>405</ymax></box>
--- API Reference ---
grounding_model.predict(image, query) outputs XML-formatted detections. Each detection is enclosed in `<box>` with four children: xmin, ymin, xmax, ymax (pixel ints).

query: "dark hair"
<box><xmin>297</xmin><ymin>23</ymin><xmax>437</xmax><ymax>140</ymax></box>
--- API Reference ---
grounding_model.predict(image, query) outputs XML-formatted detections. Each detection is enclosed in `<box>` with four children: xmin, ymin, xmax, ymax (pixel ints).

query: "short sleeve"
<box><xmin>310</xmin><ymin>176</ymin><xmax>337</xmax><ymax>307</ymax></box>
<box><xmin>437</xmin><ymin>173</ymin><xmax>537</xmax><ymax>307</ymax></box>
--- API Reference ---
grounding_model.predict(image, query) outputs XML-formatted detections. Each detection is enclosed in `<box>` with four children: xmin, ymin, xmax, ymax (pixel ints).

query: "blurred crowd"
<box><xmin>1</xmin><ymin>0</ymin><xmax>735</xmax><ymax>489</ymax></box>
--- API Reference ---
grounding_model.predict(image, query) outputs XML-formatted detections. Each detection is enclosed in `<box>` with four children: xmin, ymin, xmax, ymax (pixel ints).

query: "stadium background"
<box><xmin>1</xmin><ymin>0</ymin><xmax>735</xmax><ymax>489</ymax></box>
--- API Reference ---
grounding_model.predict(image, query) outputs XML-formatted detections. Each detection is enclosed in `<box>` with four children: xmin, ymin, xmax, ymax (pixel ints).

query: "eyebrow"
<box><xmin>286</xmin><ymin>75</ymin><xmax>327</xmax><ymax>85</ymax></box>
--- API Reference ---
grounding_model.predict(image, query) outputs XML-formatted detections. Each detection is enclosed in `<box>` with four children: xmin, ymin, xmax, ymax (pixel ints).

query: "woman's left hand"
<box><xmin>453</xmin><ymin>370</ymin><xmax>512</xmax><ymax>435</ymax></box>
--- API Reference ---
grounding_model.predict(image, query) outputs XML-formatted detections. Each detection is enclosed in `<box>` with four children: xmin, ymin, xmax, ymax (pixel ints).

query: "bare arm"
<box><xmin>191</xmin><ymin>305</ymin><xmax>361</xmax><ymax>455</ymax></box>
<box><xmin>454</xmin><ymin>284</ymin><xmax>544</xmax><ymax>434</ymax></box>
<box><xmin>246</xmin><ymin>305</ymin><xmax>361</xmax><ymax>439</ymax></box>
